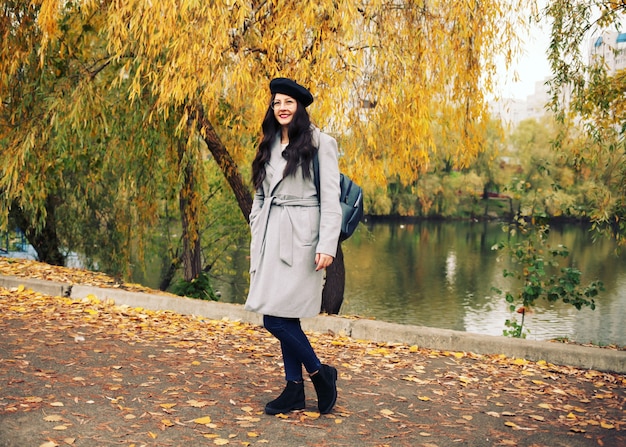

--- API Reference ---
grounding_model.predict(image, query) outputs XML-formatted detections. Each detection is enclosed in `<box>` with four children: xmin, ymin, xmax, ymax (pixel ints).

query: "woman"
<box><xmin>245</xmin><ymin>78</ymin><xmax>342</xmax><ymax>415</ymax></box>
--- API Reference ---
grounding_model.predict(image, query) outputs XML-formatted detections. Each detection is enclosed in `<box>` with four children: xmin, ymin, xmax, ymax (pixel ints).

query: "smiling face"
<box><xmin>271</xmin><ymin>93</ymin><xmax>298</xmax><ymax>128</ymax></box>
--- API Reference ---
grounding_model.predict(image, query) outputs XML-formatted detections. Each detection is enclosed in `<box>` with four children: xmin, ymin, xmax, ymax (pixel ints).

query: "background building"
<box><xmin>589</xmin><ymin>31</ymin><xmax>626</xmax><ymax>74</ymax></box>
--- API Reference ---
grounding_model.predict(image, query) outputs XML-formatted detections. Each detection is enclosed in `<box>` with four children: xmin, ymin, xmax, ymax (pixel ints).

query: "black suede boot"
<box><xmin>264</xmin><ymin>381</ymin><xmax>305</xmax><ymax>415</ymax></box>
<box><xmin>310</xmin><ymin>364</ymin><xmax>338</xmax><ymax>414</ymax></box>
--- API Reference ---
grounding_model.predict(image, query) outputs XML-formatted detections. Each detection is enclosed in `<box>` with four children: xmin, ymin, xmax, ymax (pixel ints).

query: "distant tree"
<box><xmin>542</xmin><ymin>0</ymin><xmax>626</xmax><ymax>243</ymax></box>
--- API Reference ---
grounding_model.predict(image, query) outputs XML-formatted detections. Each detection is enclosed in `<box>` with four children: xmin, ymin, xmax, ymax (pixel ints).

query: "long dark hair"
<box><xmin>251</xmin><ymin>96</ymin><xmax>316</xmax><ymax>190</ymax></box>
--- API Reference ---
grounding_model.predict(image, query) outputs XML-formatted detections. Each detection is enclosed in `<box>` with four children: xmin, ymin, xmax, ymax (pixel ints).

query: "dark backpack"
<box><xmin>313</xmin><ymin>153</ymin><xmax>364</xmax><ymax>241</ymax></box>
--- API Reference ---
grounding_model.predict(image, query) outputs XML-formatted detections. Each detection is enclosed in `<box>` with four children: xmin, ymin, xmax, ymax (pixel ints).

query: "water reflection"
<box><xmin>339</xmin><ymin>221</ymin><xmax>625</xmax><ymax>346</ymax></box>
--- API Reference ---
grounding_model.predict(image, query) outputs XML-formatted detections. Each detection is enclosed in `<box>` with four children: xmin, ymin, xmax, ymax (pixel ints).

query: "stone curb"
<box><xmin>1</xmin><ymin>275</ymin><xmax>624</xmax><ymax>374</ymax></box>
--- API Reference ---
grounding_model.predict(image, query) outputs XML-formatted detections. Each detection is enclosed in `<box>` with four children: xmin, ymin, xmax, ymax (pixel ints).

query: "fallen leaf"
<box><xmin>187</xmin><ymin>400</ymin><xmax>213</xmax><ymax>408</ymax></box>
<box><xmin>160</xmin><ymin>403</ymin><xmax>177</xmax><ymax>409</ymax></box>
<box><xmin>194</xmin><ymin>416</ymin><xmax>212</xmax><ymax>425</ymax></box>
<box><xmin>44</xmin><ymin>415</ymin><xmax>64</xmax><ymax>422</ymax></box>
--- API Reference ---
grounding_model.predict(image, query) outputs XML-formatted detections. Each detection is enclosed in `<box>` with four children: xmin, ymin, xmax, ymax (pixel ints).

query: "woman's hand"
<box><xmin>315</xmin><ymin>253</ymin><xmax>334</xmax><ymax>271</ymax></box>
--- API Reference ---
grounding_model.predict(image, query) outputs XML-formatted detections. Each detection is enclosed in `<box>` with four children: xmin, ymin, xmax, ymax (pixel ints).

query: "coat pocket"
<box><xmin>290</xmin><ymin>207</ymin><xmax>316</xmax><ymax>246</ymax></box>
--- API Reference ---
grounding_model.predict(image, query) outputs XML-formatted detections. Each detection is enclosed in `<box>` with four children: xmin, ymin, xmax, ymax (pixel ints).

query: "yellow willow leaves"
<box><xmin>31</xmin><ymin>0</ymin><xmax>527</xmax><ymax>190</ymax></box>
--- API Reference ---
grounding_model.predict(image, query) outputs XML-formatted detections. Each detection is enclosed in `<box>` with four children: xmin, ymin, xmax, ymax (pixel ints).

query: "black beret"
<box><xmin>269</xmin><ymin>78</ymin><xmax>314</xmax><ymax>107</ymax></box>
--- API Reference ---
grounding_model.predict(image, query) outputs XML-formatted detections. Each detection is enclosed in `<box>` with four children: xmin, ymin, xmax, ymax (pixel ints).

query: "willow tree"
<box><xmin>3</xmin><ymin>0</ymin><xmax>525</xmax><ymax>303</ymax></box>
<box><xmin>34</xmin><ymin>0</ymin><xmax>524</xmax><ymax>197</ymax></box>
<box><xmin>542</xmin><ymin>0</ymin><xmax>626</xmax><ymax>244</ymax></box>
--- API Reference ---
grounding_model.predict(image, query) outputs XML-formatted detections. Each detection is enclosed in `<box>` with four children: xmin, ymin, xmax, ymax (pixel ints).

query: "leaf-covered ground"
<box><xmin>0</xmin><ymin>279</ymin><xmax>624</xmax><ymax>446</ymax></box>
<box><xmin>0</xmin><ymin>257</ymin><xmax>170</xmax><ymax>295</ymax></box>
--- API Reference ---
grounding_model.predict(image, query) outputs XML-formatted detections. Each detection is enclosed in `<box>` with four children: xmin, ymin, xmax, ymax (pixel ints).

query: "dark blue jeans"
<box><xmin>263</xmin><ymin>315</ymin><xmax>322</xmax><ymax>382</ymax></box>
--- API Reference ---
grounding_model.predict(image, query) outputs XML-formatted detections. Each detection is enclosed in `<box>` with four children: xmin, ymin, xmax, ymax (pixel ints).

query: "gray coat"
<box><xmin>245</xmin><ymin>127</ymin><xmax>342</xmax><ymax>318</ymax></box>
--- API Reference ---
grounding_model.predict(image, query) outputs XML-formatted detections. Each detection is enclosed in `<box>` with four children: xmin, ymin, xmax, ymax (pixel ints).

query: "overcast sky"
<box><xmin>496</xmin><ymin>20</ymin><xmax>552</xmax><ymax>100</ymax></box>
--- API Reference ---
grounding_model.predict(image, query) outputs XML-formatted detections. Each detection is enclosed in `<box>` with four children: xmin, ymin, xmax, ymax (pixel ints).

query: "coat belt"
<box><xmin>251</xmin><ymin>196</ymin><xmax>319</xmax><ymax>271</ymax></box>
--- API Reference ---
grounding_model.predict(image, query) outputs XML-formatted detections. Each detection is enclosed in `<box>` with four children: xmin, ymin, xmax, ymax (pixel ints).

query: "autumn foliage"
<box><xmin>1</xmin><ymin>0</ymin><xmax>527</xmax><ymax>271</ymax></box>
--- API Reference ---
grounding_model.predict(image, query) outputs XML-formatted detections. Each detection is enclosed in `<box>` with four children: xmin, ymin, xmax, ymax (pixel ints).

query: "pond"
<box><xmin>211</xmin><ymin>220</ymin><xmax>626</xmax><ymax>347</ymax></box>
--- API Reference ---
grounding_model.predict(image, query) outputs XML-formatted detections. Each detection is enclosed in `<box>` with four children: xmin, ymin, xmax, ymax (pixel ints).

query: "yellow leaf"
<box><xmin>50</xmin><ymin>402</ymin><xmax>64</xmax><ymax>407</ymax></box>
<box><xmin>187</xmin><ymin>399</ymin><xmax>211</xmax><ymax>408</ymax></box>
<box><xmin>191</xmin><ymin>361</ymin><xmax>201</xmax><ymax>366</ymax></box>
<box><xmin>247</xmin><ymin>432</ymin><xmax>259</xmax><ymax>437</ymax></box>
<box><xmin>148</xmin><ymin>432</ymin><xmax>157</xmax><ymax>439</ymax></box>
<box><xmin>304</xmin><ymin>412</ymin><xmax>320</xmax><ymax>419</ymax></box>
<box><xmin>529</xmin><ymin>414</ymin><xmax>545</xmax><ymax>421</ymax></box>
<box><xmin>419</xmin><ymin>432</ymin><xmax>431</xmax><ymax>437</ymax></box>
<box><xmin>418</xmin><ymin>396</ymin><xmax>431</xmax><ymax>401</ymax></box>
<box><xmin>161</xmin><ymin>419</ymin><xmax>175</xmax><ymax>427</ymax></box>
<box><xmin>567</xmin><ymin>413</ymin><xmax>577</xmax><ymax>419</ymax></box>
<box><xmin>39</xmin><ymin>442</ymin><xmax>58</xmax><ymax>447</ymax></box>
<box><xmin>409</xmin><ymin>345</ymin><xmax>419</xmax><ymax>352</ymax></box>
<box><xmin>160</xmin><ymin>403</ymin><xmax>177</xmax><ymax>409</ymax></box>
<box><xmin>380</xmin><ymin>409</ymin><xmax>394</xmax><ymax>416</ymax></box>
<box><xmin>504</xmin><ymin>421</ymin><xmax>519</xmax><ymax>428</ymax></box>
<box><xmin>600</xmin><ymin>421</ymin><xmax>615</xmax><ymax>429</ymax></box>
<box><xmin>194</xmin><ymin>416</ymin><xmax>212</xmax><ymax>424</ymax></box>
<box><xmin>52</xmin><ymin>425</ymin><xmax>68</xmax><ymax>430</ymax></box>
<box><xmin>213</xmin><ymin>438</ymin><xmax>229</xmax><ymax>445</ymax></box>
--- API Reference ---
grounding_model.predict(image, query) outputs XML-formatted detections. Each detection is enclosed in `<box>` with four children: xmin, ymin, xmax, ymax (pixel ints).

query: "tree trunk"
<box><xmin>10</xmin><ymin>196</ymin><xmax>65</xmax><ymax>266</ymax></box>
<box><xmin>178</xmin><ymin>140</ymin><xmax>203</xmax><ymax>282</ymax></box>
<box><xmin>190</xmin><ymin>103</ymin><xmax>253</xmax><ymax>220</ymax></box>
<box><xmin>321</xmin><ymin>243</ymin><xmax>345</xmax><ymax>314</ymax></box>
